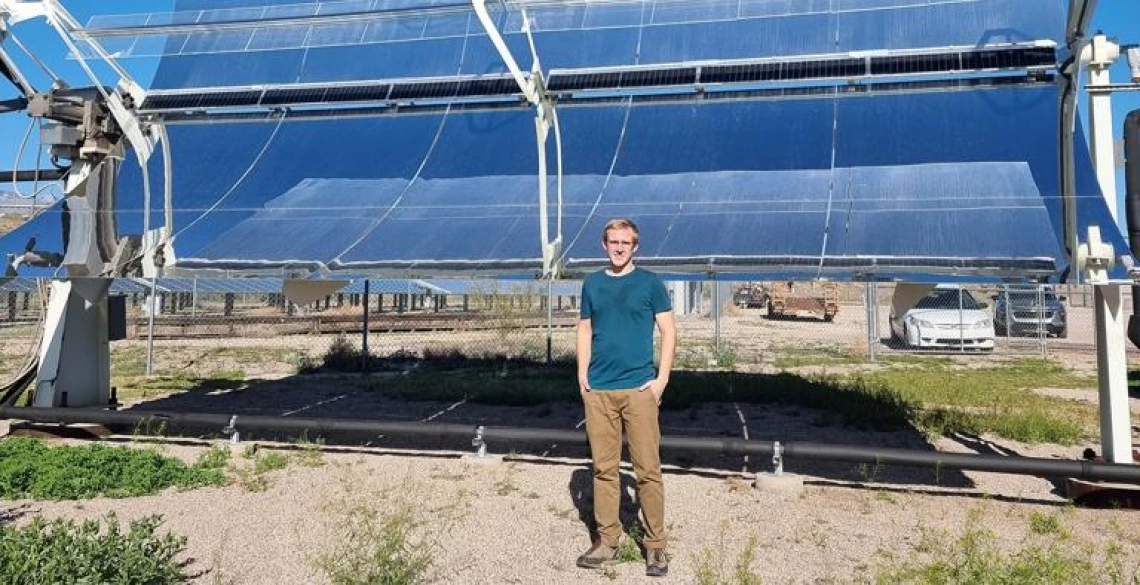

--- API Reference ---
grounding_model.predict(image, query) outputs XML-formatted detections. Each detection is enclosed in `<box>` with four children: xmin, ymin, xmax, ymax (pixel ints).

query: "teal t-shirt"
<box><xmin>580</xmin><ymin>267</ymin><xmax>672</xmax><ymax>390</ymax></box>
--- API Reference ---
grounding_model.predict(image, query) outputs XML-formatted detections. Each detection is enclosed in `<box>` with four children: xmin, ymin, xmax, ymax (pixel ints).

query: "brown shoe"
<box><xmin>645</xmin><ymin>548</ymin><xmax>669</xmax><ymax>577</ymax></box>
<box><xmin>576</xmin><ymin>542</ymin><xmax>618</xmax><ymax>569</ymax></box>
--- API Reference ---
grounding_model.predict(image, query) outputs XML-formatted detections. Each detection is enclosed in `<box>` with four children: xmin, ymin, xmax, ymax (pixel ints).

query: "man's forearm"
<box><xmin>658</xmin><ymin>333</ymin><xmax>675</xmax><ymax>381</ymax></box>
<box><xmin>656</xmin><ymin>313</ymin><xmax>676</xmax><ymax>383</ymax></box>
<box><xmin>576</xmin><ymin>321</ymin><xmax>592</xmax><ymax>385</ymax></box>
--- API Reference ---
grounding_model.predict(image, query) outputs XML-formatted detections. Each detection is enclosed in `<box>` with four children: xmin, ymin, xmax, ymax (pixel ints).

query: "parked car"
<box><xmin>889</xmin><ymin>284</ymin><xmax>994</xmax><ymax>350</ymax></box>
<box><xmin>992</xmin><ymin>285</ymin><xmax>1067</xmax><ymax>338</ymax></box>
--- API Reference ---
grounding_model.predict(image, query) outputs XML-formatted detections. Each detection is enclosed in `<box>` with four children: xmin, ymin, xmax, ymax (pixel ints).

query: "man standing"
<box><xmin>575</xmin><ymin>218</ymin><xmax>676</xmax><ymax>577</ymax></box>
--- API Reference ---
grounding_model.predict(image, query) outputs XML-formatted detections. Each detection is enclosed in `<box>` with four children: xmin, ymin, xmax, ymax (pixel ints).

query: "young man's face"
<box><xmin>603</xmin><ymin>227</ymin><xmax>638</xmax><ymax>270</ymax></box>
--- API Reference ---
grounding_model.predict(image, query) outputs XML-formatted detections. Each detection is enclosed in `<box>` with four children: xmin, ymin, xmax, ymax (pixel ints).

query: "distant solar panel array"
<box><xmin>0</xmin><ymin>277</ymin><xmax>580</xmax><ymax>297</ymax></box>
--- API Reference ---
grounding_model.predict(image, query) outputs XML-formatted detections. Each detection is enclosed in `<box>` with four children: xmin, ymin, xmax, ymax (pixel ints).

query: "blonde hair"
<box><xmin>601</xmin><ymin>218</ymin><xmax>640</xmax><ymax>245</ymax></box>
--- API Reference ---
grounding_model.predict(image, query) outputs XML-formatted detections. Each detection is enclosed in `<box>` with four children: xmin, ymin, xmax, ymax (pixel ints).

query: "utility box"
<box><xmin>108</xmin><ymin>294</ymin><xmax>126</xmax><ymax>341</ymax></box>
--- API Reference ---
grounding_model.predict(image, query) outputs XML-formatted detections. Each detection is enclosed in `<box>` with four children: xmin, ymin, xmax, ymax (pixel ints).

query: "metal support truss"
<box><xmin>0</xmin><ymin>1</ymin><xmax>176</xmax><ymax>407</ymax></box>
<box><xmin>473</xmin><ymin>0</ymin><xmax>562</xmax><ymax>278</ymax></box>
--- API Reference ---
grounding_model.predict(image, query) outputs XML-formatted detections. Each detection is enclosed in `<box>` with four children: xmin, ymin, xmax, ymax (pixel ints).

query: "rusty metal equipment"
<box><xmin>733</xmin><ymin>282</ymin><xmax>768</xmax><ymax>309</ymax></box>
<box><xmin>766</xmin><ymin>281</ymin><xmax>839</xmax><ymax>322</ymax></box>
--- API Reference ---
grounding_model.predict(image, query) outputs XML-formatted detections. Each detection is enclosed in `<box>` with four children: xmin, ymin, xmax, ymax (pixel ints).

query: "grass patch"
<box><xmin>676</xmin><ymin>341</ymin><xmax>739</xmax><ymax>370</ymax></box>
<box><xmin>297</xmin><ymin>350</ymin><xmax>1099</xmax><ymax>443</ymax></box>
<box><xmin>857</xmin><ymin>358</ymin><xmax>1096</xmax><ymax>444</ymax></box>
<box><xmin>114</xmin><ymin>374</ymin><xmax>246</xmax><ymax>403</ymax></box>
<box><xmin>854</xmin><ymin>358</ymin><xmax>1095</xmax><ymax>408</ymax></box>
<box><xmin>197</xmin><ymin>346</ymin><xmax>301</xmax><ymax>367</ymax></box>
<box><xmin>876</xmin><ymin>506</ymin><xmax>1137</xmax><ymax>584</ymax></box>
<box><xmin>110</xmin><ymin>346</ymin><xmax>149</xmax><ymax>378</ymax></box>
<box><xmin>915</xmin><ymin>407</ymin><xmax>1086</xmax><ymax>445</ymax></box>
<box><xmin>111</xmin><ymin>344</ymin><xmax>304</xmax><ymax>401</ymax></box>
<box><xmin>617</xmin><ymin>524</ymin><xmax>644</xmax><ymax>563</ymax></box>
<box><xmin>293</xmin><ymin>432</ymin><xmax>326</xmax><ymax>467</ymax></box>
<box><xmin>315</xmin><ymin>484</ymin><xmax>446</xmax><ymax>585</ymax></box>
<box><xmin>0</xmin><ymin>513</ymin><xmax>187</xmax><ymax>584</ymax></box>
<box><xmin>773</xmin><ymin>347</ymin><xmax>865</xmax><ymax>369</ymax></box>
<box><xmin>253</xmin><ymin>451</ymin><xmax>289</xmax><ymax>475</ymax></box>
<box><xmin>669</xmin><ymin>371</ymin><xmax>913</xmax><ymax>431</ymax></box>
<box><xmin>693</xmin><ymin>526</ymin><xmax>762</xmax><ymax>585</ymax></box>
<box><xmin>195</xmin><ymin>444</ymin><xmax>231</xmax><ymax>470</ymax></box>
<box><xmin>111</xmin><ymin>348</ymin><xmax>247</xmax><ymax>403</ymax></box>
<box><xmin>0</xmin><ymin>438</ymin><xmax>225</xmax><ymax>500</ymax></box>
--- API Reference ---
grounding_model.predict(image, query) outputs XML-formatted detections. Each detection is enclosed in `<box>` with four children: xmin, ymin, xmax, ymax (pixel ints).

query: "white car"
<box><xmin>889</xmin><ymin>284</ymin><xmax>994</xmax><ymax>350</ymax></box>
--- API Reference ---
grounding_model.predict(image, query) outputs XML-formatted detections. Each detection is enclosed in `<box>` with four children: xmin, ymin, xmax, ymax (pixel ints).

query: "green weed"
<box><xmin>693</xmin><ymin>525</ymin><xmax>763</xmax><ymax>585</ymax></box>
<box><xmin>253</xmin><ymin>451</ymin><xmax>289</xmax><ymax>475</ymax></box>
<box><xmin>0</xmin><ymin>513</ymin><xmax>186</xmax><ymax>584</ymax></box>
<box><xmin>0</xmin><ymin>438</ymin><xmax>224</xmax><ymax>500</ymax></box>
<box><xmin>293</xmin><ymin>432</ymin><xmax>326</xmax><ymax>467</ymax></box>
<box><xmin>315</xmin><ymin>488</ymin><xmax>438</xmax><ymax>584</ymax></box>
<box><xmin>617</xmin><ymin>524</ymin><xmax>644</xmax><ymax>563</ymax></box>
<box><xmin>774</xmin><ymin>347</ymin><xmax>864</xmax><ymax>369</ymax></box>
<box><xmin>876</xmin><ymin>506</ymin><xmax>1134</xmax><ymax>584</ymax></box>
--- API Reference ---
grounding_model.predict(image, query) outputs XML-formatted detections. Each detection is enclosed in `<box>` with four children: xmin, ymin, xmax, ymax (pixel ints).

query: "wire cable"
<box><xmin>10</xmin><ymin>118</ymin><xmax>35</xmax><ymax>198</ymax></box>
<box><xmin>0</xmin><ymin>279</ymin><xmax>50</xmax><ymax>406</ymax></box>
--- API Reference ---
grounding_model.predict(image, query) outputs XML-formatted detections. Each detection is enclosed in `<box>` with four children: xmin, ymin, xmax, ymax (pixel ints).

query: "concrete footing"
<box><xmin>754</xmin><ymin>472</ymin><xmax>804</xmax><ymax>494</ymax></box>
<box><xmin>1067</xmin><ymin>477</ymin><xmax>1140</xmax><ymax>508</ymax></box>
<box><xmin>461</xmin><ymin>453</ymin><xmax>505</xmax><ymax>464</ymax></box>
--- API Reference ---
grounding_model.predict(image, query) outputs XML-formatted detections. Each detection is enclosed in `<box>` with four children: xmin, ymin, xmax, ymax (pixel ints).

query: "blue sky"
<box><xmin>0</xmin><ymin>0</ymin><xmax>1138</xmax><ymax>218</ymax></box>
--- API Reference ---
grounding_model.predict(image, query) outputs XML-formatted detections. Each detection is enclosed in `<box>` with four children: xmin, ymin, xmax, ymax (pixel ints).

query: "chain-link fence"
<box><xmin>0</xmin><ymin>277</ymin><xmax>1133</xmax><ymax>397</ymax></box>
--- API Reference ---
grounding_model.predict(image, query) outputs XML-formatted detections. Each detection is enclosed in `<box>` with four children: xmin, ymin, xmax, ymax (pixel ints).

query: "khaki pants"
<box><xmin>583</xmin><ymin>388</ymin><xmax>665</xmax><ymax>549</ymax></box>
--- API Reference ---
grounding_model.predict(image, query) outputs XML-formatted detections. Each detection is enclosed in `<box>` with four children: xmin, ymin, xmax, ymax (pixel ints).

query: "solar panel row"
<box><xmin>139</xmin><ymin>45</ymin><xmax>1055</xmax><ymax>113</ymax></box>
<box><xmin>0</xmin><ymin>0</ymin><xmax>1126</xmax><ymax>283</ymax></box>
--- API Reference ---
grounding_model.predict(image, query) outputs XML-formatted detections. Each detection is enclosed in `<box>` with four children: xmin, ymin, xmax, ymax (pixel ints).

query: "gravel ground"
<box><xmin>5</xmin><ymin>399</ymin><xmax>1140</xmax><ymax>584</ymax></box>
<box><xmin>5</xmin><ymin>304</ymin><xmax>1140</xmax><ymax>583</ymax></box>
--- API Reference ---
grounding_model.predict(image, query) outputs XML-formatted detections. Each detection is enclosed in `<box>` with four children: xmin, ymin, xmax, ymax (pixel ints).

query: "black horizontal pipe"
<box><xmin>782</xmin><ymin>442</ymin><xmax>1139</xmax><ymax>484</ymax></box>
<box><xmin>3</xmin><ymin>406</ymin><xmax>1139</xmax><ymax>484</ymax></box>
<box><xmin>0</xmin><ymin>169</ymin><xmax>68</xmax><ymax>182</ymax></box>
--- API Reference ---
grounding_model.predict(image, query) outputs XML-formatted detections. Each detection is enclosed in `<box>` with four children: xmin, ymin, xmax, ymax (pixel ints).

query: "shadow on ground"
<box><xmin>114</xmin><ymin>353</ymin><xmax>978</xmax><ymax>489</ymax></box>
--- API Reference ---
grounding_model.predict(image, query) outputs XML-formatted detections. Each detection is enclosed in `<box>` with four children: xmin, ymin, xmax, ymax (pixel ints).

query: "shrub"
<box><xmin>0</xmin><ymin>438</ymin><xmax>224</xmax><ymax>500</ymax></box>
<box><xmin>0</xmin><ymin>513</ymin><xmax>187</xmax><ymax>584</ymax></box>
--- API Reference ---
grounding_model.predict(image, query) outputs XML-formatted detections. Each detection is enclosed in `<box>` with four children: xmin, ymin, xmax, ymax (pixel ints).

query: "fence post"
<box><xmin>1001</xmin><ymin>286</ymin><xmax>1009</xmax><ymax>344</ymax></box>
<box><xmin>362</xmin><ymin>279</ymin><xmax>370</xmax><ymax>373</ymax></box>
<box><xmin>145</xmin><ymin>275</ymin><xmax>157</xmax><ymax>376</ymax></box>
<box><xmin>958</xmin><ymin>286</ymin><xmax>965</xmax><ymax>354</ymax></box>
<box><xmin>865</xmin><ymin>281</ymin><xmax>878</xmax><ymax>363</ymax></box>
<box><xmin>713</xmin><ymin>275</ymin><xmax>721</xmax><ymax>358</ymax></box>
<box><xmin>546</xmin><ymin>276</ymin><xmax>553</xmax><ymax>364</ymax></box>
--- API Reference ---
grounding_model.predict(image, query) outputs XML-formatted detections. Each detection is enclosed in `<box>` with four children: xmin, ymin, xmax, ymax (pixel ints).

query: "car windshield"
<box><xmin>914</xmin><ymin>289</ymin><xmax>982</xmax><ymax>310</ymax></box>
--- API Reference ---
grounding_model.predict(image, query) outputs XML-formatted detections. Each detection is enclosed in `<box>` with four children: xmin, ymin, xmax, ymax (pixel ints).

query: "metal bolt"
<box><xmin>222</xmin><ymin>415</ymin><xmax>240</xmax><ymax>445</ymax></box>
<box><xmin>472</xmin><ymin>425</ymin><xmax>487</xmax><ymax>458</ymax></box>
